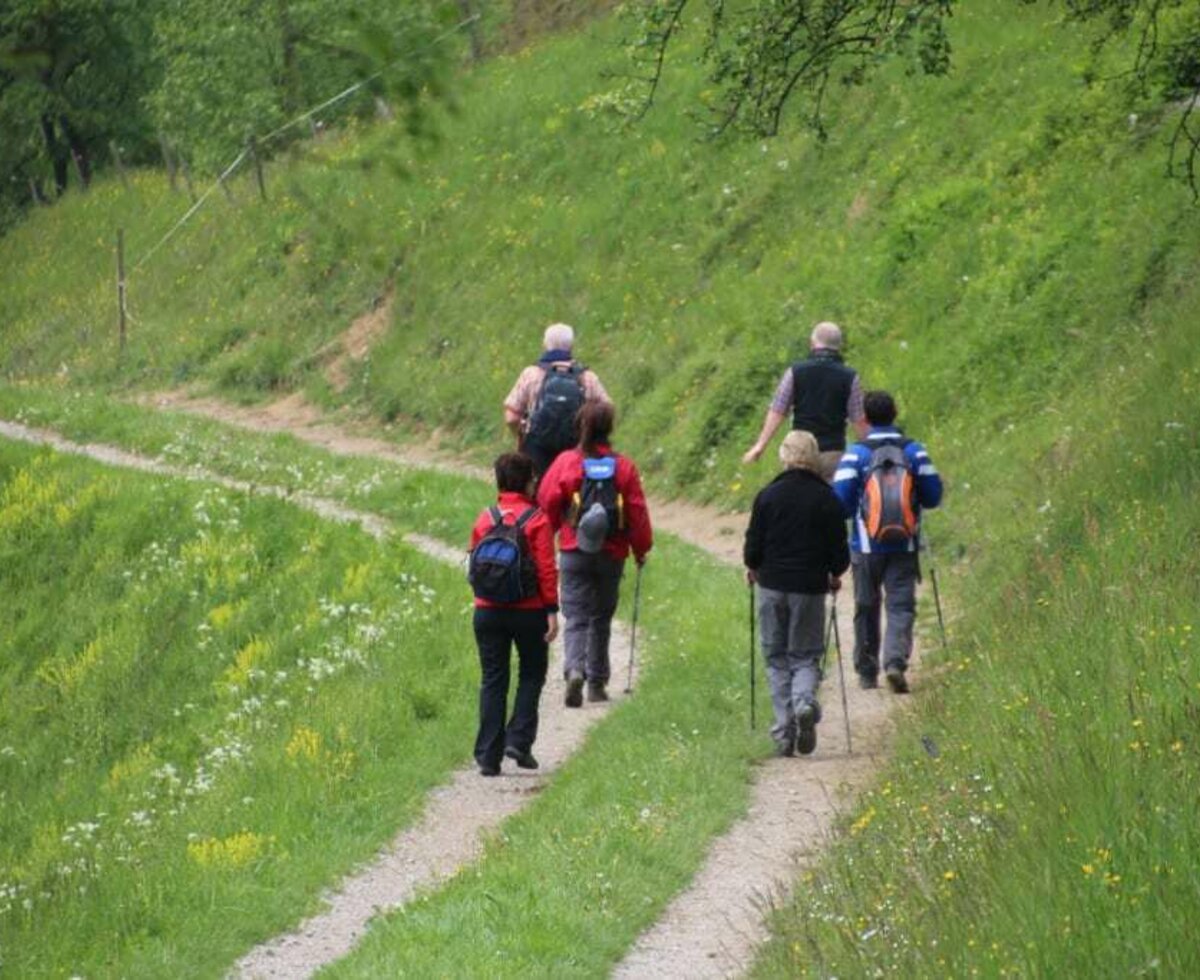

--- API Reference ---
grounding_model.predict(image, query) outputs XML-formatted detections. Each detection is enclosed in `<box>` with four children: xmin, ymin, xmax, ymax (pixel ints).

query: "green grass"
<box><xmin>0</xmin><ymin>437</ymin><xmax>479</xmax><ymax>976</ymax></box>
<box><xmin>2</xmin><ymin>0</ymin><xmax>1200</xmax><ymax>973</ymax></box>
<box><xmin>0</xmin><ymin>387</ymin><xmax>775</xmax><ymax>978</ymax></box>
<box><xmin>752</xmin><ymin>285</ymin><xmax>1200</xmax><ymax>976</ymax></box>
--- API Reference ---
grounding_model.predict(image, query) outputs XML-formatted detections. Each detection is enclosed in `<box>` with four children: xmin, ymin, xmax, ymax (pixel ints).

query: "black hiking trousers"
<box><xmin>473</xmin><ymin>607</ymin><xmax>549</xmax><ymax>769</ymax></box>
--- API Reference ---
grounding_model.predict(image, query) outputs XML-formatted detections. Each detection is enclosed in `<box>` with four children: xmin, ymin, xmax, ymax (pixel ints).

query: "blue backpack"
<box><xmin>468</xmin><ymin>506</ymin><xmax>540</xmax><ymax>603</ymax></box>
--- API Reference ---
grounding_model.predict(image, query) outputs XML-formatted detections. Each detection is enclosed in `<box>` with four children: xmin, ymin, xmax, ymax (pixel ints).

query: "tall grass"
<box><xmin>0</xmin><ymin>439</ymin><xmax>477</xmax><ymax>976</ymax></box>
<box><xmin>750</xmin><ymin>249</ymin><xmax>1200</xmax><ymax>975</ymax></box>
<box><xmin>1</xmin><ymin>0</ymin><xmax>1199</xmax><ymax>973</ymax></box>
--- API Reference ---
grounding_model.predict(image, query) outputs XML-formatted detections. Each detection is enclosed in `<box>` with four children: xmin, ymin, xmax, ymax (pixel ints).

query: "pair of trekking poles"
<box><xmin>746</xmin><ymin>534</ymin><xmax>949</xmax><ymax>754</ymax></box>
<box><xmin>747</xmin><ymin>583</ymin><xmax>853</xmax><ymax>753</ymax></box>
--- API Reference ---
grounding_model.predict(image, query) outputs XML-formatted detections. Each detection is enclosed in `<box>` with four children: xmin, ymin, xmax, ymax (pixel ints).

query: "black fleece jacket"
<box><xmin>743</xmin><ymin>468</ymin><xmax>850</xmax><ymax>594</ymax></box>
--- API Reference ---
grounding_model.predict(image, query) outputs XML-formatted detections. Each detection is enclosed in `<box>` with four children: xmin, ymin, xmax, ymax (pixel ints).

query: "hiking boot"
<box><xmin>504</xmin><ymin>746</ymin><xmax>539</xmax><ymax>770</ymax></box>
<box><xmin>478</xmin><ymin>762</ymin><xmax>501</xmax><ymax>777</ymax></box>
<box><xmin>773</xmin><ymin>738</ymin><xmax>795</xmax><ymax>758</ymax></box>
<box><xmin>885</xmin><ymin>665</ymin><xmax>909</xmax><ymax>694</ymax></box>
<box><xmin>858</xmin><ymin>673</ymin><xmax>879</xmax><ymax>690</ymax></box>
<box><xmin>586</xmin><ymin>681</ymin><xmax>609</xmax><ymax>703</ymax></box>
<box><xmin>795</xmin><ymin>703</ymin><xmax>818</xmax><ymax>756</ymax></box>
<box><xmin>565</xmin><ymin>671</ymin><xmax>584</xmax><ymax>708</ymax></box>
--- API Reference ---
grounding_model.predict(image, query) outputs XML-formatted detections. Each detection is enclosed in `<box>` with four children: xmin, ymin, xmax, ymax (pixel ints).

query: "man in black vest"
<box><xmin>742</xmin><ymin>321</ymin><xmax>868</xmax><ymax>481</ymax></box>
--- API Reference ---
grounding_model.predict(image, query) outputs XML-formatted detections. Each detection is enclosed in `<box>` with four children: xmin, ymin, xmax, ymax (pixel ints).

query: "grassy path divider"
<box><xmin>0</xmin><ymin>387</ymin><xmax>916</xmax><ymax>976</ymax></box>
<box><xmin>0</xmin><ymin>418</ymin><xmax>634</xmax><ymax>978</ymax></box>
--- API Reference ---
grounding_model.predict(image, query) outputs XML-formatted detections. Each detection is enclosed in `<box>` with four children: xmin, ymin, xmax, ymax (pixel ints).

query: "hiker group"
<box><xmin>466</xmin><ymin>319</ymin><xmax>941</xmax><ymax>775</ymax></box>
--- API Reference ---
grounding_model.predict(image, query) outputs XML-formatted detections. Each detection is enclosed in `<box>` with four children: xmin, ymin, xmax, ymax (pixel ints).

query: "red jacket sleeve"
<box><xmin>528</xmin><ymin>512</ymin><xmax>559</xmax><ymax>611</ymax></box>
<box><xmin>536</xmin><ymin>453</ymin><xmax>571</xmax><ymax>531</ymax></box>
<box><xmin>619</xmin><ymin>456</ymin><xmax>653</xmax><ymax>560</ymax></box>
<box><xmin>469</xmin><ymin>510</ymin><xmax>489</xmax><ymax>551</ymax></box>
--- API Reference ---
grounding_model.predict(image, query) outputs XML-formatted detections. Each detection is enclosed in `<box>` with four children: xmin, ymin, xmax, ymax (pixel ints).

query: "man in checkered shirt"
<box><xmin>504</xmin><ymin>323</ymin><xmax>612</xmax><ymax>476</ymax></box>
<box><xmin>742</xmin><ymin>321</ymin><xmax>868</xmax><ymax>482</ymax></box>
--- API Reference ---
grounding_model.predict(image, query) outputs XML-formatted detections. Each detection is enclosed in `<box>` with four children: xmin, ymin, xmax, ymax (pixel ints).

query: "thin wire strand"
<box><xmin>130</xmin><ymin>14</ymin><xmax>478</xmax><ymax>276</ymax></box>
<box><xmin>132</xmin><ymin>150</ymin><xmax>247</xmax><ymax>273</ymax></box>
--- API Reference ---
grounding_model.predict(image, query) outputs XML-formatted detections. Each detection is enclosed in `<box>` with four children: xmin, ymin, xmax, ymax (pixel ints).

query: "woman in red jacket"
<box><xmin>468</xmin><ymin>453</ymin><xmax>559</xmax><ymax>776</ymax></box>
<box><xmin>538</xmin><ymin>402</ymin><xmax>653</xmax><ymax>706</ymax></box>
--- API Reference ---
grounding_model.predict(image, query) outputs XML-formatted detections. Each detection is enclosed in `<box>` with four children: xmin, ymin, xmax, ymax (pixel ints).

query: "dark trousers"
<box><xmin>559</xmin><ymin>550</ymin><xmax>624</xmax><ymax>683</ymax></box>
<box><xmin>520</xmin><ymin>438</ymin><xmax>558</xmax><ymax>479</ymax></box>
<box><xmin>851</xmin><ymin>551</ymin><xmax>919</xmax><ymax>678</ymax></box>
<box><xmin>473</xmin><ymin>607</ymin><xmax>549</xmax><ymax>768</ymax></box>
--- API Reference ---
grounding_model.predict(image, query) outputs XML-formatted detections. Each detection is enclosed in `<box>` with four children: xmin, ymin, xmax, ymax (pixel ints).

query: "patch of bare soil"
<box><xmin>322</xmin><ymin>290</ymin><xmax>394</xmax><ymax>393</ymax></box>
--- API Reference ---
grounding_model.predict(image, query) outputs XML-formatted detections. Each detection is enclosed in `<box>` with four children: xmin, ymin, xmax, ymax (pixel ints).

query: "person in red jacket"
<box><xmin>468</xmin><ymin>453</ymin><xmax>559</xmax><ymax>777</ymax></box>
<box><xmin>538</xmin><ymin>401</ymin><xmax>653</xmax><ymax>706</ymax></box>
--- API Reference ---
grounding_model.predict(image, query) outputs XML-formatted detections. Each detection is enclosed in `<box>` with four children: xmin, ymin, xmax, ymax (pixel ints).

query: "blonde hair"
<box><xmin>780</xmin><ymin>430</ymin><xmax>819</xmax><ymax>471</ymax></box>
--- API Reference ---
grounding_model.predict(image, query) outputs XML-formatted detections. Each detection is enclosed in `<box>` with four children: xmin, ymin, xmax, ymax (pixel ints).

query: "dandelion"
<box><xmin>943</xmin><ymin>870</ymin><xmax>957</xmax><ymax>881</ymax></box>
<box><xmin>1082</xmin><ymin>864</ymin><xmax>1095</xmax><ymax>876</ymax></box>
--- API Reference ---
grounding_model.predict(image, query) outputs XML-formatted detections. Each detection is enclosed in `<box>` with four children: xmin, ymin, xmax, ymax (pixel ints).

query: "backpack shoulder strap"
<box><xmin>514</xmin><ymin>506</ymin><xmax>538</xmax><ymax>529</ymax></box>
<box><xmin>488</xmin><ymin>505</ymin><xmax>504</xmax><ymax>527</ymax></box>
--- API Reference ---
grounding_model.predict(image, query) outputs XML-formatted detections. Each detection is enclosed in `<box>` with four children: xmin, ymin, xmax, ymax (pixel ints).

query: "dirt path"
<box><xmin>133</xmin><ymin>392</ymin><xmax>913</xmax><ymax>978</ymax></box>
<box><xmin>0</xmin><ymin>418</ymin><xmax>632</xmax><ymax>980</ymax></box>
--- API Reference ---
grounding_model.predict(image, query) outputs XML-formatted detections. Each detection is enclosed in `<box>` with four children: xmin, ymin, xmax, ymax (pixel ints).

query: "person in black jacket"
<box><xmin>744</xmin><ymin>429</ymin><xmax>851</xmax><ymax>756</ymax></box>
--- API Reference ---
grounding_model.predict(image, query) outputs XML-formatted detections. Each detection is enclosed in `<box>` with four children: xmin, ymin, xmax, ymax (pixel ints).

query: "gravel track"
<box><xmin>3</xmin><ymin>395</ymin><xmax>915</xmax><ymax>978</ymax></box>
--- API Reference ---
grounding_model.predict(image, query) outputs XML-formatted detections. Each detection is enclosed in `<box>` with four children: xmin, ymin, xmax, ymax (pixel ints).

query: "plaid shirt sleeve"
<box><xmin>768</xmin><ymin>367</ymin><xmax>793</xmax><ymax>415</ymax></box>
<box><xmin>504</xmin><ymin>365</ymin><xmax>541</xmax><ymax>417</ymax></box>
<box><xmin>582</xmin><ymin>369</ymin><xmax>612</xmax><ymax>406</ymax></box>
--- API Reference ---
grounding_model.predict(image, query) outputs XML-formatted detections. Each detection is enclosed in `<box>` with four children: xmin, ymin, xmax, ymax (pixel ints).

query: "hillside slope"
<box><xmin>1</xmin><ymin>0</ymin><xmax>1198</xmax><ymax>973</ymax></box>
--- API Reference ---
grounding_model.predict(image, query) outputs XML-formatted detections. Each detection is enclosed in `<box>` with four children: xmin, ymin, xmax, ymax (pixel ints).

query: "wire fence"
<box><xmin>128</xmin><ymin>14</ymin><xmax>479</xmax><ymax>278</ymax></box>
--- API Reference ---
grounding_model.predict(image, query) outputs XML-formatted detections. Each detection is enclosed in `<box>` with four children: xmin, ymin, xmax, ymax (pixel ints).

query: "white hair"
<box><xmin>810</xmin><ymin>321</ymin><xmax>843</xmax><ymax>351</ymax></box>
<box><xmin>543</xmin><ymin>322</ymin><xmax>575</xmax><ymax>351</ymax></box>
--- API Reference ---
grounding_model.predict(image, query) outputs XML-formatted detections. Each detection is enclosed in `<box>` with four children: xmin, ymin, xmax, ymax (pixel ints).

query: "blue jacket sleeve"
<box><xmin>832</xmin><ymin>447</ymin><xmax>864</xmax><ymax>518</ymax></box>
<box><xmin>907</xmin><ymin>441</ymin><xmax>943</xmax><ymax>510</ymax></box>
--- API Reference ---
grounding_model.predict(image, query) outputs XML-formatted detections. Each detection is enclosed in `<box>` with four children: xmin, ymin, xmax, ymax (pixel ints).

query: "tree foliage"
<box><xmin>622</xmin><ymin>0</ymin><xmax>1200</xmax><ymax>195</ymax></box>
<box><xmin>0</xmin><ymin>0</ymin><xmax>462</xmax><ymax>230</ymax></box>
<box><xmin>0</xmin><ymin>0</ymin><xmax>160</xmax><ymax>217</ymax></box>
<box><xmin>150</xmin><ymin>0</ymin><xmax>458</xmax><ymax>173</ymax></box>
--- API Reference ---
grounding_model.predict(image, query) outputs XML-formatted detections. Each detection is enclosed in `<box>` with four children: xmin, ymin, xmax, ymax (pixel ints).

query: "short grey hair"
<box><xmin>810</xmin><ymin>321</ymin><xmax>843</xmax><ymax>351</ymax></box>
<box><xmin>543</xmin><ymin>322</ymin><xmax>575</xmax><ymax>351</ymax></box>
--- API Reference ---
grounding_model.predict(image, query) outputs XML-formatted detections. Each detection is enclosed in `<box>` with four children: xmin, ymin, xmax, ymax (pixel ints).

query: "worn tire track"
<box><xmin>134</xmin><ymin>393</ymin><xmax>917</xmax><ymax>979</ymax></box>
<box><xmin>0</xmin><ymin>418</ymin><xmax>634</xmax><ymax>979</ymax></box>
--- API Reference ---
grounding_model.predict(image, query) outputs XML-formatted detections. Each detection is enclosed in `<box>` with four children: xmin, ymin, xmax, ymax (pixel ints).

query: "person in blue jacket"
<box><xmin>832</xmin><ymin>390</ymin><xmax>943</xmax><ymax>693</ymax></box>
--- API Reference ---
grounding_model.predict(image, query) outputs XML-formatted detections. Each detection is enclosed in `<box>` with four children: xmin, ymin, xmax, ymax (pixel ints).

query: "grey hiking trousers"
<box><xmin>851</xmin><ymin>551</ymin><xmax>919</xmax><ymax>678</ymax></box>
<box><xmin>757</xmin><ymin>586</ymin><xmax>826</xmax><ymax>746</ymax></box>
<box><xmin>560</xmin><ymin>549</ymin><xmax>625</xmax><ymax>683</ymax></box>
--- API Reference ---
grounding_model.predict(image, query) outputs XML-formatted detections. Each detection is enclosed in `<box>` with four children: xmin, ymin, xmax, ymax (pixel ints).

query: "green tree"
<box><xmin>150</xmin><ymin>0</ymin><xmax>459</xmax><ymax>173</ymax></box>
<box><xmin>622</xmin><ymin>0</ymin><xmax>1200</xmax><ymax>194</ymax></box>
<box><xmin>0</xmin><ymin>0</ymin><xmax>160</xmax><ymax>198</ymax></box>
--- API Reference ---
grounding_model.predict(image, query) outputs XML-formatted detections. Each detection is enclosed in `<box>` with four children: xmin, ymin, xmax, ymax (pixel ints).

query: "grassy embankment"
<box><xmin>0</xmin><ymin>387</ymin><xmax>768</xmax><ymax>976</ymax></box>
<box><xmin>0</xmin><ymin>435</ymin><xmax>481</xmax><ymax>976</ymax></box>
<box><xmin>1</xmin><ymin>0</ymin><xmax>1199</xmax><ymax>973</ymax></box>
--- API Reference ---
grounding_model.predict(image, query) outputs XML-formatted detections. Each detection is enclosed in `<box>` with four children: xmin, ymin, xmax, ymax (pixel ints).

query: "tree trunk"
<box><xmin>458</xmin><ymin>0</ymin><xmax>484</xmax><ymax>61</ymax></box>
<box><xmin>41</xmin><ymin>114</ymin><xmax>71</xmax><ymax>194</ymax></box>
<box><xmin>60</xmin><ymin>114</ymin><xmax>92</xmax><ymax>188</ymax></box>
<box><xmin>277</xmin><ymin>0</ymin><xmax>302</xmax><ymax>114</ymax></box>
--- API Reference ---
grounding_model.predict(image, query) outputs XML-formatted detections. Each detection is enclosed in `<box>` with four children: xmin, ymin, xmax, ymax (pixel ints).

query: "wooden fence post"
<box><xmin>158</xmin><ymin>132</ymin><xmax>178</xmax><ymax>192</ymax></box>
<box><xmin>109</xmin><ymin>141</ymin><xmax>129</xmax><ymax>188</ymax></box>
<box><xmin>247</xmin><ymin>135</ymin><xmax>267</xmax><ymax>201</ymax></box>
<box><xmin>116</xmin><ymin>229</ymin><xmax>128</xmax><ymax>353</ymax></box>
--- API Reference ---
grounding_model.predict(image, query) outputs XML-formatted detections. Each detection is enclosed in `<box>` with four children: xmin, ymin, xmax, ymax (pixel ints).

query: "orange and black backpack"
<box><xmin>861</xmin><ymin>439</ymin><xmax>918</xmax><ymax>546</ymax></box>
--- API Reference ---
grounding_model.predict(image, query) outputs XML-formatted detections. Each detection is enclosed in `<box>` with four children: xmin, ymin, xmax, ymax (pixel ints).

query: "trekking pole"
<box><xmin>923</xmin><ymin>532</ymin><xmax>949</xmax><ymax>655</ymax></box>
<box><xmin>748</xmin><ymin>580</ymin><xmax>757</xmax><ymax>731</ymax></box>
<box><xmin>624</xmin><ymin>562</ymin><xmax>644</xmax><ymax>694</ymax></box>
<box><xmin>831</xmin><ymin>597</ymin><xmax>852</xmax><ymax>755</ymax></box>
